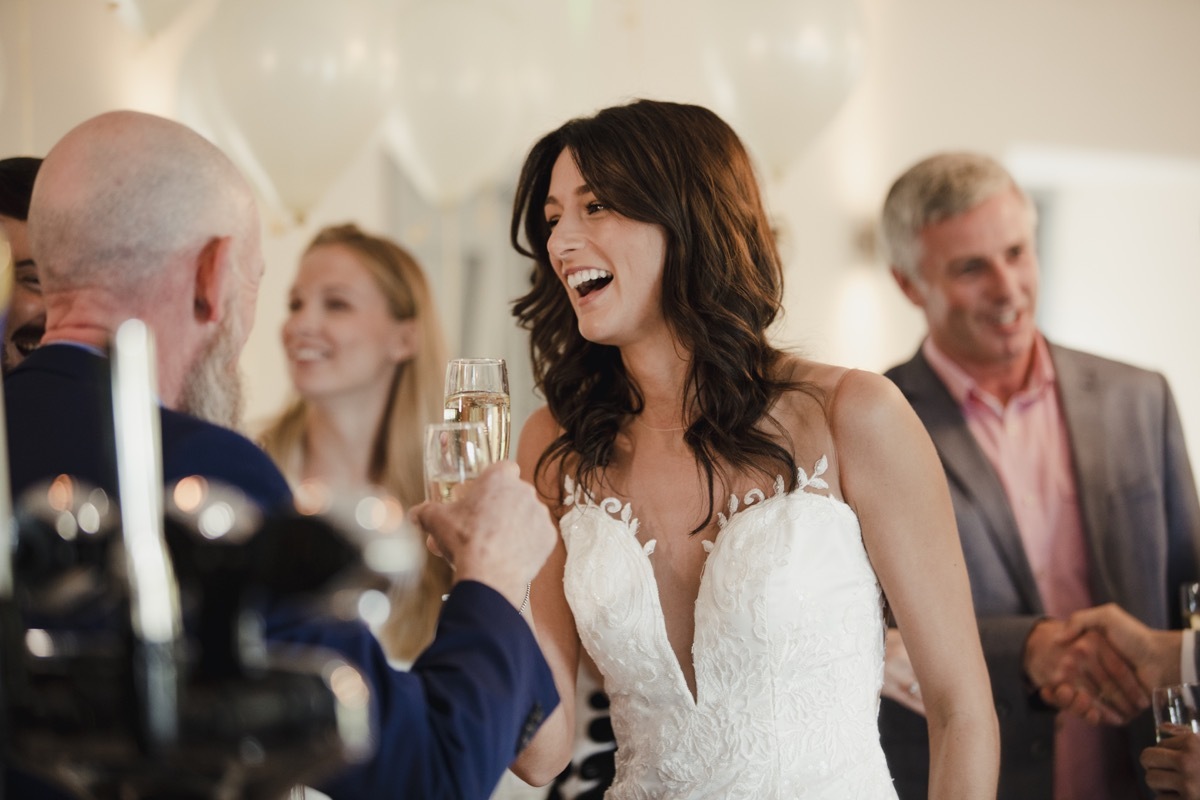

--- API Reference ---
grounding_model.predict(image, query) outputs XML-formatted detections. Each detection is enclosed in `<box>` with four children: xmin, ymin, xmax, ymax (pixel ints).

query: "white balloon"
<box><xmin>177</xmin><ymin>38</ymin><xmax>292</xmax><ymax>230</ymax></box>
<box><xmin>699</xmin><ymin>0</ymin><xmax>865</xmax><ymax>179</ymax></box>
<box><xmin>110</xmin><ymin>0</ymin><xmax>193</xmax><ymax>38</ymax></box>
<box><xmin>383</xmin><ymin>1</ymin><xmax>540</xmax><ymax>207</ymax></box>
<box><xmin>200</xmin><ymin>0</ymin><xmax>397</xmax><ymax>221</ymax></box>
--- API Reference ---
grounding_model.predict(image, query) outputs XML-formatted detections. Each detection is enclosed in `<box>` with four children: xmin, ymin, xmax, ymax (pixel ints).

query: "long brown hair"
<box><xmin>260</xmin><ymin>223</ymin><xmax>450</xmax><ymax>660</ymax></box>
<box><xmin>511</xmin><ymin>100</ymin><xmax>807</xmax><ymax>530</ymax></box>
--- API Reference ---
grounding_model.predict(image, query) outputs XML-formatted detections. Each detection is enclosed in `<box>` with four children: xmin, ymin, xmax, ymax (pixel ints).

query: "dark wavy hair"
<box><xmin>0</xmin><ymin>157</ymin><xmax>42</xmax><ymax>220</ymax></box>
<box><xmin>511</xmin><ymin>99</ymin><xmax>810</xmax><ymax>530</ymax></box>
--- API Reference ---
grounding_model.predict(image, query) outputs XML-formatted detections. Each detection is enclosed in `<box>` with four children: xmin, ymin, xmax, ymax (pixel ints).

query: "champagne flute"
<box><xmin>423</xmin><ymin>421</ymin><xmax>492</xmax><ymax>503</ymax></box>
<box><xmin>443</xmin><ymin>358</ymin><xmax>510</xmax><ymax>461</ymax></box>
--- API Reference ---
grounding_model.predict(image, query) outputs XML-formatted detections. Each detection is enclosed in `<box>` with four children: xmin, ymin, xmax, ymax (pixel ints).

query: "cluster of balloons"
<box><xmin>173</xmin><ymin>0</ymin><xmax>863</xmax><ymax>223</ymax></box>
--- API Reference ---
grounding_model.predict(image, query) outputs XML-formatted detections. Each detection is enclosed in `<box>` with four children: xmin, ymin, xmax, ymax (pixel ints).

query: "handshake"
<box><xmin>886</xmin><ymin>605</ymin><xmax>1200</xmax><ymax>798</ymax></box>
<box><xmin>1028</xmin><ymin>603</ymin><xmax>1181</xmax><ymax>726</ymax></box>
<box><xmin>1029</xmin><ymin>603</ymin><xmax>1200</xmax><ymax>799</ymax></box>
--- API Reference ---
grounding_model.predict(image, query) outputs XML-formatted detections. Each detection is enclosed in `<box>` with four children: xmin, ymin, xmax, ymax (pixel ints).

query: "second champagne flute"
<box><xmin>423</xmin><ymin>421</ymin><xmax>492</xmax><ymax>503</ymax></box>
<box><xmin>444</xmin><ymin>357</ymin><xmax>510</xmax><ymax>461</ymax></box>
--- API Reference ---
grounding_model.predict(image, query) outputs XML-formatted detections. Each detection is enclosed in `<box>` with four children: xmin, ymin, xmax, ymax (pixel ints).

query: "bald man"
<box><xmin>5</xmin><ymin>111</ymin><xmax>559</xmax><ymax>799</ymax></box>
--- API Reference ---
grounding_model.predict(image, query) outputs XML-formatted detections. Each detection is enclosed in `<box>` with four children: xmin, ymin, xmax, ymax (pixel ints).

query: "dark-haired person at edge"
<box><xmin>503</xmin><ymin>99</ymin><xmax>999</xmax><ymax>798</ymax></box>
<box><xmin>0</xmin><ymin>156</ymin><xmax>46</xmax><ymax>372</ymax></box>
<box><xmin>3</xmin><ymin>109</ymin><xmax>558</xmax><ymax>800</ymax></box>
<box><xmin>877</xmin><ymin>150</ymin><xmax>1200</xmax><ymax>799</ymax></box>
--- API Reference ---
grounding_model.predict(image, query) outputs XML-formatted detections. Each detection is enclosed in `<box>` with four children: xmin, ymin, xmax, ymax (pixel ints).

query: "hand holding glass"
<box><xmin>444</xmin><ymin>358</ymin><xmax>510</xmax><ymax>461</ymax></box>
<box><xmin>1152</xmin><ymin>683</ymin><xmax>1200</xmax><ymax>742</ymax></box>
<box><xmin>423</xmin><ymin>422</ymin><xmax>492</xmax><ymax>503</ymax></box>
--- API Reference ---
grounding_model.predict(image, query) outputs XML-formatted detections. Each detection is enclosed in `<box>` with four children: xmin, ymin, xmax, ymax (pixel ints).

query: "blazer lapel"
<box><xmin>891</xmin><ymin>351</ymin><xmax>1043</xmax><ymax>613</ymax></box>
<box><xmin>1050</xmin><ymin>345</ymin><xmax>1117</xmax><ymax>605</ymax></box>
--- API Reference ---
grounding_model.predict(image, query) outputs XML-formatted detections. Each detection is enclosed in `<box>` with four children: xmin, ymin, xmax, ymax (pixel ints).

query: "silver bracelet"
<box><xmin>442</xmin><ymin>583</ymin><xmax>531</xmax><ymax>613</ymax></box>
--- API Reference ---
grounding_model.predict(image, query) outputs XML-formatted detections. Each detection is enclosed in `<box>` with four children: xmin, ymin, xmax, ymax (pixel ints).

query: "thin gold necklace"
<box><xmin>633</xmin><ymin>416</ymin><xmax>688</xmax><ymax>432</ymax></box>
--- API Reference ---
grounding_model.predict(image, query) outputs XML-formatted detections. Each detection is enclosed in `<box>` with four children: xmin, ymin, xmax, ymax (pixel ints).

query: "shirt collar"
<box><xmin>922</xmin><ymin>334</ymin><xmax>1056</xmax><ymax>414</ymax></box>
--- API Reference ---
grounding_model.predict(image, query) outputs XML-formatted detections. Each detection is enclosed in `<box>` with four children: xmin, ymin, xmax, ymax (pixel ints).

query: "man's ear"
<box><xmin>890</xmin><ymin>266</ymin><xmax>926</xmax><ymax>308</ymax></box>
<box><xmin>193</xmin><ymin>236</ymin><xmax>234</xmax><ymax>324</ymax></box>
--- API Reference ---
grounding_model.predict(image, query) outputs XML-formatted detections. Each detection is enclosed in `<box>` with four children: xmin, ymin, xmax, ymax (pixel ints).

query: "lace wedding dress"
<box><xmin>560</xmin><ymin>458</ymin><xmax>898</xmax><ymax>799</ymax></box>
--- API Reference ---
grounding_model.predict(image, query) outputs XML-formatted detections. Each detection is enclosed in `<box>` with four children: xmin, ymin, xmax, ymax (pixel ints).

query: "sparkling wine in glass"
<box><xmin>423</xmin><ymin>421</ymin><xmax>492</xmax><ymax>503</ymax></box>
<box><xmin>1153</xmin><ymin>683</ymin><xmax>1200</xmax><ymax>742</ymax></box>
<box><xmin>444</xmin><ymin>358</ymin><xmax>510</xmax><ymax>461</ymax></box>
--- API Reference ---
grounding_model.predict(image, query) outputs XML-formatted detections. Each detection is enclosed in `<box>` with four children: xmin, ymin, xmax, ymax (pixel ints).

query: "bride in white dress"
<box><xmin>505</xmin><ymin>99</ymin><xmax>999</xmax><ymax>799</ymax></box>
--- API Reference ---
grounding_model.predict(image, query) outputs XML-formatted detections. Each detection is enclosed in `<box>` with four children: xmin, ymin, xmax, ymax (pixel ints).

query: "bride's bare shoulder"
<box><xmin>775</xmin><ymin>355</ymin><xmax>872</xmax><ymax>397</ymax></box>
<box><xmin>516</xmin><ymin>406</ymin><xmax>565</xmax><ymax>485</ymax></box>
<box><xmin>774</xmin><ymin>355</ymin><xmax>907</xmax><ymax>426</ymax></box>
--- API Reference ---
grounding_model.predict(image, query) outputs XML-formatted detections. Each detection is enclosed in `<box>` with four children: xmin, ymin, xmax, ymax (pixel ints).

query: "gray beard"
<box><xmin>178</xmin><ymin>320</ymin><xmax>244</xmax><ymax>430</ymax></box>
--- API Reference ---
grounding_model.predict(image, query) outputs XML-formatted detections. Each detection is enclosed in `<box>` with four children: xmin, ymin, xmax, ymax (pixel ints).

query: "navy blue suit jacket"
<box><xmin>4</xmin><ymin>344</ymin><xmax>558</xmax><ymax>799</ymax></box>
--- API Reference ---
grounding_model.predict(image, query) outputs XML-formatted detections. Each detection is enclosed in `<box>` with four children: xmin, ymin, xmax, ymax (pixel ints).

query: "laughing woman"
<box><xmin>506</xmin><ymin>100</ymin><xmax>999</xmax><ymax>799</ymax></box>
<box><xmin>259</xmin><ymin>222</ymin><xmax>450</xmax><ymax>666</ymax></box>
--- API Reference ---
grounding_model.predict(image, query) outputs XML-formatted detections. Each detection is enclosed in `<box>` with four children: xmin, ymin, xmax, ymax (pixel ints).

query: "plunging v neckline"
<box><xmin>561</xmin><ymin>456</ymin><xmax>837</xmax><ymax>707</ymax></box>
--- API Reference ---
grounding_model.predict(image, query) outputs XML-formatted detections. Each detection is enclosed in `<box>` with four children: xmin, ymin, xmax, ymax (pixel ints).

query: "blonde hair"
<box><xmin>260</xmin><ymin>222</ymin><xmax>450</xmax><ymax>662</ymax></box>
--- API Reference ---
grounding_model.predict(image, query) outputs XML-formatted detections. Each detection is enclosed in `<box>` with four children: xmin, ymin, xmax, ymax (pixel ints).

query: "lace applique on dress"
<box><xmin>564</xmin><ymin>474</ymin><xmax>655</xmax><ymax>554</ymax></box>
<box><xmin>716</xmin><ymin>455</ymin><xmax>831</xmax><ymax>529</ymax></box>
<box><xmin>557</xmin><ymin>455</ymin><xmax>896</xmax><ymax>799</ymax></box>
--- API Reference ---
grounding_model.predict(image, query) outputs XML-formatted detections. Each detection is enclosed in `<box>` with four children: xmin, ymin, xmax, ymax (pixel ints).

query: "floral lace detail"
<box><xmin>717</xmin><ymin>455</ymin><xmax>830</xmax><ymax>529</ymax></box>
<box><xmin>564</xmin><ymin>473</ymin><xmax>641</xmax><ymax>537</ymax></box>
<box><xmin>565</xmin><ymin>473</ymin><xmax>656</xmax><ymax>554</ymax></box>
<box><xmin>557</xmin><ymin>454</ymin><xmax>896</xmax><ymax>799</ymax></box>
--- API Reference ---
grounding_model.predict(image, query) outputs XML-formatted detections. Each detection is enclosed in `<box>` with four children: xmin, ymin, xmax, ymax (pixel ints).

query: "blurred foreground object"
<box><xmin>0</xmin><ymin>321</ymin><xmax>418</xmax><ymax>798</ymax></box>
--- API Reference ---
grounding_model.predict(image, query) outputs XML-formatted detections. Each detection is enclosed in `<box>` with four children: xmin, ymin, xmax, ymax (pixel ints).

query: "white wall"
<box><xmin>766</xmin><ymin>0</ymin><xmax>1200</xmax><ymax>367</ymax></box>
<box><xmin>3</xmin><ymin>0</ymin><xmax>1200</xmax><ymax>456</ymax></box>
<box><xmin>1013</xmin><ymin>149</ymin><xmax>1200</xmax><ymax>464</ymax></box>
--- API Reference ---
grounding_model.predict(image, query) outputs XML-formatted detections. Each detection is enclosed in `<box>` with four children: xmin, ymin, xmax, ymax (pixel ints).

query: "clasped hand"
<box><xmin>1030</xmin><ymin>603</ymin><xmax>1177</xmax><ymax>726</ymax></box>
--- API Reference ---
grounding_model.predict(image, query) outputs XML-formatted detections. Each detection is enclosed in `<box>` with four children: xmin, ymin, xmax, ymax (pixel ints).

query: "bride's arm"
<box><xmin>509</xmin><ymin>406</ymin><xmax>582</xmax><ymax>786</ymax></box>
<box><xmin>833</xmin><ymin>370</ymin><xmax>999</xmax><ymax>799</ymax></box>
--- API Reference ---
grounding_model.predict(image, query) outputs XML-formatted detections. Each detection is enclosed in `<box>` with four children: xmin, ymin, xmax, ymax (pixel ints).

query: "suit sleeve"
<box><xmin>267</xmin><ymin>581</ymin><xmax>559</xmax><ymax>800</ymax></box>
<box><xmin>1161</xmin><ymin>378</ymin><xmax>1200</xmax><ymax>627</ymax></box>
<box><xmin>161</xmin><ymin>417</ymin><xmax>294</xmax><ymax>514</ymax></box>
<box><xmin>165</xmin><ymin>421</ymin><xmax>559</xmax><ymax>797</ymax></box>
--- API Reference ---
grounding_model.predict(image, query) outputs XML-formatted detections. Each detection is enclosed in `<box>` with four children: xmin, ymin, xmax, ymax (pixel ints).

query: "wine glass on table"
<box><xmin>423</xmin><ymin>421</ymin><xmax>492</xmax><ymax>503</ymax></box>
<box><xmin>443</xmin><ymin>358</ymin><xmax>510</xmax><ymax>461</ymax></box>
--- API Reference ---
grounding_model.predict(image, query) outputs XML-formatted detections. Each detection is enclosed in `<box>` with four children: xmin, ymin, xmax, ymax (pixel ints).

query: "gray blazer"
<box><xmin>882</xmin><ymin>342</ymin><xmax>1200</xmax><ymax>800</ymax></box>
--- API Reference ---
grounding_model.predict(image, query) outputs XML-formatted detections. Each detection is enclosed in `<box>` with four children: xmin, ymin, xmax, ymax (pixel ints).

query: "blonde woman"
<box><xmin>260</xmin><ymin>222</ymin><xmax>449</xmax><ymax>664</ymax></box>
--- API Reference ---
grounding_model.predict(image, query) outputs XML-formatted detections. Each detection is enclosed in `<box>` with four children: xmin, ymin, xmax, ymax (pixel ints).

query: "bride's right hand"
<box><xmin>882</xmin><ymin>628</ymin><xmax>927</xmax><ymax>716</ymax></box>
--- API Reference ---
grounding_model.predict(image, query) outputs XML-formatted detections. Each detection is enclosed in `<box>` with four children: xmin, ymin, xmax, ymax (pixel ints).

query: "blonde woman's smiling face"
<box><xmin>282</xmin><ymin>243</ymin><xmax>415</xmax><ymax>402</ymax></box>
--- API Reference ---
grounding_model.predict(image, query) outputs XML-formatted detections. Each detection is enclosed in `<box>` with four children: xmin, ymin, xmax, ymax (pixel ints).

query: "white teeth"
<box><xmin>290</xmin><ymin>347</ymin><xmax>326</xmax><ymax>362</ymax></box>
<box><xmin>994</xmin><ymin>309</ymin><xmax>1018</xmax><ymax>325</ymax></box>
<box><xmin>566</xmin><ymin>268</ymin><xmax>612</xmax><ymax>290</ymax></box>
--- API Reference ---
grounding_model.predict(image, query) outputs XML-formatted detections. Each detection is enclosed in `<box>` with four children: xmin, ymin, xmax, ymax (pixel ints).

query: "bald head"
<box><xmin>29</xmin><ymin>110</ymin><xmax>259</xmax><ymax>296</ymax></box>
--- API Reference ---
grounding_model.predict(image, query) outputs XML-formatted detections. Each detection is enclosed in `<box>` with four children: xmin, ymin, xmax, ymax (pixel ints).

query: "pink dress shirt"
<box><xmin>923</xmin><ymin>336</ymin><xmax>1129</xmax><ymax>800</ymax></box>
